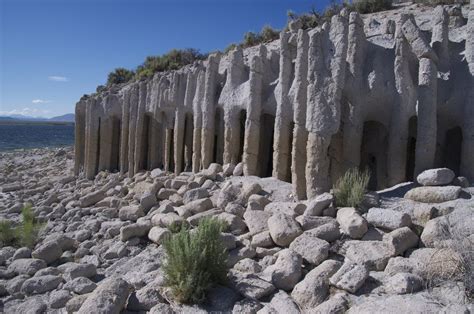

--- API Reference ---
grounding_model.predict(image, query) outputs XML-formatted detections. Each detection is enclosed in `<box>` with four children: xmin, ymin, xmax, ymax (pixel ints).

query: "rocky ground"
<box><xmin>0</xmin><ymin>147</ymin><xmax>473</xmax><ymax>313</ymax></box>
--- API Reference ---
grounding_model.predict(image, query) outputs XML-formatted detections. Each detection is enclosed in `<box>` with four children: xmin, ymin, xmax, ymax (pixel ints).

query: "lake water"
<box><xmin>0</xmin><ymin>123</ymin><xmax>75</xmax><ymax>151</ymax></box>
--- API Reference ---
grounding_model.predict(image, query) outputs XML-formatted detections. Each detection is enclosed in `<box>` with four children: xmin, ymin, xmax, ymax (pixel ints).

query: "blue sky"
<box><xmin>1</xmin><ymin>0</ymin><xmax>333</xmax><ymax>118</ymax></box>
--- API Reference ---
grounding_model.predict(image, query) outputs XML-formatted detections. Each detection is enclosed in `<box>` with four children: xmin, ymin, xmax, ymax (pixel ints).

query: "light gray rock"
<box><xmin>264</xmin><ymin>202</ymin><xmax>306</xmax><ymax>217</ymax></box>
<box><xmin>260</xmin><ymin>290</ymin><xmax>300</xmax><ymax>314</ymax></box>
<box><xmin>383</xmin><ymin>227</ymin><xmax>419</xmax><ymax>255</ymax></box>
<box><xmin>183</xmin><ymin>187</ymin><xmax>209</xmax><ymax>204</ymax></box>
<box><xmin>148</xmin><ymin>226</ymin><xmax>171</xmax><ymax>244</ymax></box>
<box><xmin>340</xmin><ymin>240</ymin><xmax>394</xmax><ymax>271</ymax></box>
<box><xmin>404</xmin><ymin>186</ymin><xmax>461</xmax><ymax>203</ymax></box>
<box><xmin>263</xmin><ymin>249</ymin><xmax>302</xmax><ymax>291</ymax></box>
<box><xmin>207</xmin><ymin>285</ymin><xmax>240</xmax><ymax>311</ymax></box>
<box><xmin>251</xmin><ymin>231</ymin><xmax>274</xmax><ymax>248</ymax></box>
<box><xmin>66</xmin><ymin>294</ymin><xmax>90</xmax><ymax>313</ymax></box>
<box><xmin>149</xmin><ymin>303</ymin><xmax>174</xmax><ymax>314</ymax></box>
<box><xmin>311</xmin><ymin>293</ymin><xmax>348</xmax><ymax>314</ymax></box>
<box><xmin>291</xmin><ymin>260</ymin><xmax>342</xmax><ymax>309</ymax></box>
<box><xmin>243</xmin><ymin>210</ymin><xmax>272</xmax><ymax>234</ymax></box>
<box><xmin>58</xmin><ymin>262</ymin><xmax>97</xmax><ymax>281</ymax></box>
<box><xmin>140</xmin><ymin>192</ymin><xmax>157</xmax><ymax>212</ymax></box>
<box><xmin>80</xmin><ymin>190</ymin><xmax>105</xmax><ymax>207</ymax></box>
<box><xmin>234</xmin><ymin>258</ymin><xmax>262</xmax><ymax>273</ymax></box>
<box><xmin>13</xmin><ymin>247</ymin><xmax>32</xmax><ymax>260</ymax></box>
<box><xmin>217</xmin><ymin>212</ymin><xmax>247</xmax><ymax>234</ymax></box>
<box><xmin>336</xmin><ymin>207</ymin><xmax>368</xmax><ymax>239</ymax></box>
<box><xmin>120</xmin><ymin>221</ymin><xmax>152</xmax><ymax>241</ymax></box>
<box><xmin>385</xmin><ymin>272</ymin><xmax>423</xmax><ymax>294</ymax></box>
<box><xmin>329</xmin><ymin>262</ymin><xmax>369</xmax><ymax>293</ymax></box>
<box><xmin>127</xmin><ymin>284</ymin><xmax>164</xmax><ymax>311</ymax></box>
<box><xmin>289</xmin><ymin>232</ymin><xmax>329</xmax><ymax>265</ymax></box>
<box><xmin>77</xmin><ymin>277</ymin><xmax>131</xmax><ymax>313</ymax></box>
<box><xmin>367</xmin><ymin>208</ymin><xmax>412</xmax><ymax>230</ymax></box>
<box><xmin>49</xmin><ymin>289</ymin><xmax>72</xmax><ymax>308</ymax></box>
<box><xmin>346</xmin><ymin>294</ymin><xmax>443</xmax><ymax>313</ymax></box>
<box><xmin>305</xmin><ymin>220</ymin><xmax>341</xmax><ymax>242</ymax></box>
<box><xmin>31</xmin><ymin>241</ymin><xmax>63</xmax><ymax>264</ymax></box>
<box><xmin>304</xmin><ymin>193</ymin><xmax>333</xmax><ymax>216</ymax></box>
<box><xmin>151</xmin><ymin>212</ymin><xmax>185</xmax><ymax>228</ymax></box>
<box><xmin>233</xmin><ymin>298</ymin><xmax>263</xmax><ymax>313</ymax></box>
<box><xmin>416</xmin><ymin>168</ymin><xmax>455</xmax><ymax>186</ymax></box>
<box><xmin>119</xmin><ymin>205</ymin><xmax>145</xmax><ymax>221</ymax></box>
<box><xmin>267</xmin><ymin>213</ymin><xmax>302</xmax><ymax>247</ymax></box>
<box><xmin>230</xmin><ymin>271</ymin><xmax>275</xmax><ymax>300</ymax></box>
<box><xmin>225</xmin><ymin>203</ymin><xmax>246</xmax><ymax>218</ymax></box>
<box><xmin>8</xmin><ymin>258</ymin><xmax>46</xmax><ymax>276</ymax></box>
<box><xmin>64</xmin><ymin>276</ymin><xmax>97</xmax><ymax>294</ymax></box>
<box><xmin>21</xmin><ymin>275</ymin><xmax>62</xmax><ymax>295</ymax></box>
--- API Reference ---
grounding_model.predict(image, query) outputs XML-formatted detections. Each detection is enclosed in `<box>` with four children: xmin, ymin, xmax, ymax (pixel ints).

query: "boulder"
<box><xmin>64</xmin><ymin>276</ymin><xmax>97</xmax><ymax>294</ymax></box>
<box><xmin>183</xmin><ymin>187</ymin><xmax>209</xmax><ymax>204</ymax></box>
<box><xmin>120</xmin><ymin>221</ymin><xmax>152</xmax><ymax>241</ymax></box>
<box><xmin>119</xmin><ymin>205</ymin><xmax>145</xmax><ymax>221</ymax></box>
<box><xmin>329</xmin><ymin>262</ymin><xmax>368</xmax><ymax>293</ymax></box>
<box><xmin>267</xmin><ymin>213</ymin><xmax>302</xmax><ymax>247</ymax></box>
<box><xmin>312</xmin><ymin>293</ymin><xmax>348</xmax><ymax>314</ymax></box>
<box><xmin>58</xmin><ymin>262</ymin><xmax>97</xmax><ymax>281</ymax></box>
<box><xmin>77</xmin><ymin>277</ymin><xmax>132</xmax><ymax>314</ymax></box>
<box><xmin>262</xmin><ymin>290</ymin><xmax>300</xmax><ymax>313</ymax></box>
<box><xmin>385</xmin><ymin>272</ymin><xmax>423</xmax><ymax>294</ymax></box>
<box><xmin>305</xmin><ymin>220</ymin><xmax>341</xmax><ymax>242</ymax></box>
<box><xmin>251</xmin><ymin>231</ymin><xmax>274</xmax><ymax>248</ymax></box>
<box><xmin>289</xmin><ymin>232</ymin><xmax>329</xmax><ymax>265</ymax></box>
<box><xmin>127</xmin><ymin>284</ymin><xmax>164</xmax><ymax>311</ymax></box>
<box><xmin>31</xmin><ymin>241</ymin><xmax>63</xmax><ymax>264</ymax></box>
<box><xmin>404</xmin><ymin>186</ymin><xmax>461</xmax><ymax>203</ymax></box>
<box><xmin>384</xmin><ymin>227</ymin><xmax>419</xmax><ymax>255</ymax></box>
<box><xmin>336</xmin><ymin>207</ymin><xmax>368</xmax><ymax>239</ymax></box>
<box><xmin>8</xmin><ymin>258</ymin><xmax>46</xmax><ymax>276</ymax></box>
<box><xmin>80</xmin><ymin>190</ymin><xmax>105</xmax><ymax>207</ymax></box>
<box><xmin>225</xmin><ymin>203</ymin><xmax>246</xmax><ymax>218</ymax></box>
<box><xmin>21</xmin><ymin>275</ymin><xmax>63</xmax><ymax>295</ymax></box>
<box><xmin>217</xmin><ymin>212</ymin><xmax>247</xmax><ymax>234</ymax></box>
<box><xmin>263</xmin><ymin>249</ymin><xmax>302</xmax><ymax>291</ymax></box>
<box><xmin>148</xmin><ymin>227</ymin><xmax>171</xmax><ymax>244</ymax></box>
<box><xmin>367</xmin><ymin>208</ymin><xmax>412</xmax><ymax>230</ymax></box>
<box><xmin>416</xmin><ymin>168</ymin><xmax>455</xmax><ymax>186</ymax></box>
<box><xmin>264</xmin><ymin>202</ymin><xmax>306</xmax><ymax>217</ymax></box>
<box><xmin>291</xmin><ymin>260</ymin><xmax>342</xmax><ymax>309</ymax></box>
<box><xmin>339</xmin><ymin>240</ymin><xmax>394</xmax><ymax>271</ymax></box>
<box><xmin>140</xmin><ymin>192</ymin><xmax>157</xmax><ymax>212</ymax></box>
<box><xmin>230</xmin><ymin>271</ymin><xmax>275</xmax><ymax>300</ymax></box>
<box><xmin>243</xmin><ymin>210</ymin><xmax>271</xmax><ymax>234</ymax></box>
<box><xmin>304</xmin><ymin>193</ymin><xmax>333</xmax><ymax>216</ymax></box>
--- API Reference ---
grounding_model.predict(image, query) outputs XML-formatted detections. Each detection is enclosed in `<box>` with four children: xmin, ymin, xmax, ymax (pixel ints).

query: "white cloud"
<box><xmin>48</xmin><ymin>76</ymin><xmax>69</xmax><ymax>82</ymax></box>
<box><xmin>32</xmin><ymin>99</ymin><xmax>50</xmax><ymax>104</ymax></box>
<box><xmin>0</xmin><ymin>107</ymin><xmax>52</xmax><ymax>117</ymax></box>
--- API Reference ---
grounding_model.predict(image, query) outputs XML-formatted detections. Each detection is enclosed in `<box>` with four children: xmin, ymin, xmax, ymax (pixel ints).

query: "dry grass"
<box><xmin>333</xmin><ymin>168</ymin><xmax>371</xmax><ymax>208</ymax></box>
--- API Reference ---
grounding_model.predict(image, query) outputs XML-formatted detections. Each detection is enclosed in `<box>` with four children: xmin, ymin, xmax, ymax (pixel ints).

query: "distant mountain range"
<box><xmin>0</xmin><ymin>113</ymin><xmax>75</xmax><ymax>122</ymax></box>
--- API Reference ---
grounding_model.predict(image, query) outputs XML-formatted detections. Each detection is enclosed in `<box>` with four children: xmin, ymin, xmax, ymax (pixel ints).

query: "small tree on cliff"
<box><xmin>107</xmin><ymin>68</ymin><xmax>135</xmax><ymax>86</ymax></box>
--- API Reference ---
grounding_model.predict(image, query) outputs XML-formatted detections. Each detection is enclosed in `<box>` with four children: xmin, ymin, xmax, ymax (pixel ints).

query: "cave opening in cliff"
<box><xmin>443</xmin><ymin>126</ymin><xmax>462</xmax><ymax>175</ymax></box>
<box><xmin>285</xmin><ymin>121</ymin><xmax>295</xmax><ymax>183</ymax></box>
<box><xmin>213</xmin><ymin>107</ymin><xmax>224</xmax><ymax>165</ymax></box>
<box><xmin>238</xmin><ymin>109</ymin><xmax>246</xmax><ymax>163</ymax></box>
<box><xmin>360</xmin><ymin>121</ymin><xmax>388</xmax><ymax>190</ymax></box>
<box><xmin>182</xmin><ymin>113</ymin><xmax>194</xmax><ymax>171</ymax></box>
<box><xmin>110</xmin><ymin>118</ymin><xmax>121</xmax><ymax>172</ymax></box>
<box><xmin>139</xmin><ymin>114</ymin><xmax>151</xmax><ymax>171</ymax></box>
<box><xmin>167</xmin><ymin>128</ymin><xmax>175</xmax><ymax>173</ymax></box>
<box><xmin>406</xmin><ymin>116</ymin><xmax>417</xmax><ymax>181</ymax></box>
<box><xmin>259</xmin><ymin>113</ymin><xmax>275</xmax><ymax>177</ymax></box>
<box><xmin>95</xmin><ymin>118</ymin><xmax>101</xmax><ymax>174</ymax></box>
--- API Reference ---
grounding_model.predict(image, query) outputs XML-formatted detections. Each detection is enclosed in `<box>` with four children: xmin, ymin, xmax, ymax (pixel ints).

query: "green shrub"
<box><xmin>106</xmin><ymin>68</ymin><xmax>135</xmax><ymax>86</ymax></box>
<box><xmin>260</xmin><ymin>25</ymin><xmax>280</xmax><ymax>43</ymax></box>
<box><xmin>0</xmin><ymin>221</ymin><xmax>17</xmax><ymax>247</ymax></box>
<box><xmin>333</xmin><ymin>168</ymin><xmax>370</xmax><ymax>208</ymax></box>
<box><xmin>0</xmin><ymin>205</ymin><xmax>42</xmax><ymax>249</ymax></box>
<box><xmin>163</xmin><ymin>217</ymin><xmax>228</xmax><ymax>304</ymax></box>
<box><xmin>224</xmin><ymin>43</ymin><xmax>238</xmax><ymax>54</ymax></box>
<box><xmin>353</xmin><ymin>0</ymin><xmax>392</xmax><ymax>14</ymax></box>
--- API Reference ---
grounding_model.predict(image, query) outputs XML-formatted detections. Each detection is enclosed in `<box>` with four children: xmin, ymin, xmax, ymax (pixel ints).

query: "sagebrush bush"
<box><xmin>163</xmin><ymin>217</ymin><xmax>228</xmax><ymax>304</ymax></box>
<box><xmin>0</xmin><ymin>205</ymin><xmax>42</xmax><ymax>248</ymax></box>
<box><xmin>106</xmin><ymin>68</ymin><xmax>135</xmax><ymax>86</ymax></box>
<box><xmin>333</xmin><ymin>168</ymin><xmax>370</xmax><ymax>208</ymax></box>
<box><xmin>353</xmin><ymin>0</ymin><xmax>392</xmax><ymax>14</ymax></box>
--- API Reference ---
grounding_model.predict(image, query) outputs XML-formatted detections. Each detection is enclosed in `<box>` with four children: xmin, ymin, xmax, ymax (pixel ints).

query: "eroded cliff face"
<box><xmin>75</xmin><ymin>3</ymin><xmax>474</xmax><ymax>200</ymax></box>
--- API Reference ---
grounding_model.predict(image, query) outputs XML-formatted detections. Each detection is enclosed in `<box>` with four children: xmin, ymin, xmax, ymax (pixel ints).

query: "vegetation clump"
<box><xmin>333</xmin><ymin>168</ymin><xmax>370</xmax><ymax>208</ymax></box>
<box><xmin>163</xmin><ymin>217</ymin><xmax>228</xmax><ymax>304</ymax></box>
<box><xmin>106</xmin><ymin>68</ymin><xmax>135</xmax><ymax>86</ymax></box>
<box><xmin>0</xmin><ymin>204</ymin><xmax>42</xmax><ymax>248</ymax></box>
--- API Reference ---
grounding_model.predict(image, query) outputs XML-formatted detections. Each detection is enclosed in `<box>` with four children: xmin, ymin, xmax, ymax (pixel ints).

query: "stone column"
<box><xmin>305</xmin><ymin>13</ymin><xmax>348</xmax><ymax>198</ymax></box>
<box><xmin>85</xmin><ymin>98</ymin><xmax>100</xmax><ymax>180</ymax></box>
<box><xmin>223</xmin><ymin>107</ymin><xmax>241</xmax><ymax>165</ymax></box>
<box><xmin>98</xmin><ymin>117</ymin><xmax>112</xmax><ymax>172</ymax></box>
<box><xmin>74</xmin><ymin>100</ymin><xmax>86</xmax><ymax>175</ymax></box>
<box><xmin>461</xmin><ymin>2</ymin><xmax>474</xmax><ymax>181</ymax></box>
<box><xmin>120</xmin><ymin>88</ymin><xmax>130</xmax><ymax>174</ymax></box>
<box><xmin>174</xmin><ymin>108</ymin><xmax>185</xmax><ymax>174</ymax></box>
<box><xmin>148</xmin><ymin>116</ymin><xmax>162</xmax><ymax>170</ymax></box>
<box><xmin>273</xmin><ymin>32</ymin><xmax>294</xmax><ymax>181</ymax></box>
<box><xmin>289</xmin><ymin>29</ymin><xmax>309</xmax><ymax>200</ymax></box>
<box><xmin>201</xmin><ymin>54</ymin><xmax>220</xmax><ymax>169</ymax></box>
<box><xmin>415</xmin><ymin>58</ymin><xmax>438</xmax><ymax>175</ymax></box>
<box><xmin>133</xmin><ymin>81</ymin><xmax>148</xmax><ymax>174</ymax></box>
<box><xmin>243</xmin><ymin>52</ymin><xmax>263</xmax><ymax>176</ymax></box>
<box><xmin>192</xmin><ymin>70</ymin><xmax>205</xmax><ymax>172</ymax></box>
<box><xmin>127</xmin><ymin>84</ymin><xmax>139</xmax><ymax>177</ymax></box>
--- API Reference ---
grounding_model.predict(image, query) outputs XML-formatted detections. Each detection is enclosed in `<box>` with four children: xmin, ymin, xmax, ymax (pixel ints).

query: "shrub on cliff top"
<box><xmin>353</xmin><ymin>0</ymin><xmax>392</xmax><ymax>14</ymax></box>
<box><xmin>107</xmin><ymin>68</ymin><xmax>135</xmax><ymax>86</ymax></box>
<box><xmin>163</xmin><ymin>217</ymin><xmax>228</xmax><ymax>304</ymax></box>
<box><xmin>333</xmin><ymin>168</ymin><xmax>370</xmax><ymax>208</ymax></box>
<box><xmin>135</xmin><ymin>48</ymin><xmax>207</xmax><ymax>80</ymax></box>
